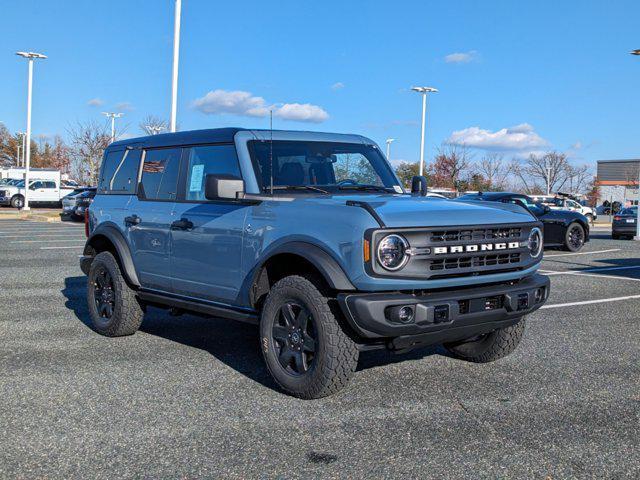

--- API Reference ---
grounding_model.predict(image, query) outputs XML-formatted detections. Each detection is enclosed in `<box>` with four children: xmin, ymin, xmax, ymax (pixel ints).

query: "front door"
<box><xmin>170</xmin><ymin>144</ymin><xmax>248</xmax><ymax>304</ymax></box>
<box><xmin>127</xmin><ymin>147</ymin><xmax>182</xmax><ymax>292</ymax></box>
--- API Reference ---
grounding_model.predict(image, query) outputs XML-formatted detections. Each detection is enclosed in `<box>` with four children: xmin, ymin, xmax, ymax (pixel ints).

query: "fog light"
<box><xmin>386</xmin><ymin>305</ymin><xmax>415</xmax><ymax>324</ymax></box>
<box><xmin>534</xmin><ymin>287</ymin><xmax>545</xmax><ymax>303</ymax></box>
<box><xmin>398</xmin><ymin>306</ymin><xmax>414</xmax><ymax>323</ymax></box>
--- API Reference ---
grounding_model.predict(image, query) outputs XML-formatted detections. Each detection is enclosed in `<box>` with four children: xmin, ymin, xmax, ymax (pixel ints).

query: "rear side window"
<box><xmin>98</xmin><ymin>150</ymin><xmax>125</xmax><ymax>193</ymax></box>
<box><xmin>140</xmin><ymin>148</ymin><xmax>182</xmax><ymax>200</ymax></box>
<box><xmin>110</xmin><ymin>150</ymin><xmax>141</xmax><ymax>193</ymax></box>
<box><xmin>98</xmin><ymin>149</ymin><xmax>141</xmax><ymax>194</ymax></box>
<box><xmin>184</xmin><ymin>145</ymin><xmax>240</xmax><ymax>201</ymax></box>
<box><xmin>43</xmin><ymin>181</ymin><xmax>56</xmax><ymax>189</ymax></box>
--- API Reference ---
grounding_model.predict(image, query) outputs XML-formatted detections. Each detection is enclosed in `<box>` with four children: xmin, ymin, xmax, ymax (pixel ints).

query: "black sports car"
<box><xmin>456</xmin><ymin>192</ymin><xmax>590</xmax><ymax>251</ymax></box>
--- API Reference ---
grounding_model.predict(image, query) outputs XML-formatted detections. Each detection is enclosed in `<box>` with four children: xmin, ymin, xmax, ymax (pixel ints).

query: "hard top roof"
<box><xmin>108</xmin><ymin>128</ymin><xmax>372</xmax><ymax>150</ymax></box>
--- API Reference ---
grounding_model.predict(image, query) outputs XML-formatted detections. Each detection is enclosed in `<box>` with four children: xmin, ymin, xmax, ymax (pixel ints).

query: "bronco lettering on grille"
<box><xmin>433</xmin><ymin>241</ymin><xmax>522</xmax><ymax>255</ymax></box>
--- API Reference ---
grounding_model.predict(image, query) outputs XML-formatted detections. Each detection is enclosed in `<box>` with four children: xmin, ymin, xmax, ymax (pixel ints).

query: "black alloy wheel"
<box><xmin>93</xmin><ymin>268</ymin><xmax>116</xmax><ymax>319</ymax></box>
<box><xmin>566</xmin><ymin>223</ymin><xmax>585</xmax><ymax>251</ymax></box>
<box><xmin>271</xmin><ymin>301</ymin><xmax>318</xmax><ymax>375</ymax></box>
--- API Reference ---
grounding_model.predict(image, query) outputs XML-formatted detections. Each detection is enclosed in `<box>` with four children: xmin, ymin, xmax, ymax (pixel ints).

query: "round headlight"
<box><xmin>528</xmin><ymin>227</ymin><xmax>543</xmax><ymax>258</ymax></box>
<box><xmin>377</xmin><ymin>234</ymin><xmax>410</xmax><ymax>271</ymax></box>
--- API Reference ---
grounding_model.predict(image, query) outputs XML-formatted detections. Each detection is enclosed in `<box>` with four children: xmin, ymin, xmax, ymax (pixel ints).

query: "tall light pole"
<box><xmin>16</xmin><ymin>132</ymin><xmax>26</xmax><ymax>167</ymax></box>
<box><xmin>630</xmin><ymin>49</ymin><xmax>640</xmax><ymax>239</ymax></box>
<box><xmin>546</xmin><ymin>166</ymin><xmax>552</xmax><ymax>195</ymax></box>
<box><xmin>16</xmin><ymin>51</ymin><xmax>47</xmax><ymax>211</ymax></box>
<box><xmin>411</xmin><ymin>86</ymin><xmax>438</xmax><ymax>176</ymax></box>
<box><xmin>385</xmin><ymin>138</ymin><xmax>395</xmax><ymax>161</ymax></box>
<box><xmin>102</xmin><ymin>112</ymin><xmax>124</xmax><ymax>143</ymax></box>
<box><xmin>170</xmin><ymin>0</ymin><xmax>182</xmax><ymax>133</ymax></box>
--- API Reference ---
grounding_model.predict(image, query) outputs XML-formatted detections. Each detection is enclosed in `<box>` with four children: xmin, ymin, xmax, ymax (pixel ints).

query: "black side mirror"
<box><xmin>205</xmin><ymin>174</ymin><xmax>245</xmax><ymax>200</ymax></box>
<box><xmin>411</xmin><ymin>175</ymin><xmax>428</xmax><ymax>197</ymax></box>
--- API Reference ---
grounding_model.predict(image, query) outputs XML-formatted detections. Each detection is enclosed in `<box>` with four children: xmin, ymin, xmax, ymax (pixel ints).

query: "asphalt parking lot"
<box><xmin>1</xmin><ymin>220</ymin><xmax>639</xmax><ymax>479</ymax></box>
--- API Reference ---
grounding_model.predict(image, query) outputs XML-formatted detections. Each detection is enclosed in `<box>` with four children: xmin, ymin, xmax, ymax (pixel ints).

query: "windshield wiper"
<box><xmin>338</xmin><ymin>184</ymin><xmax>395</xmax><ymax>192</ymax></box>
<box><xmin>268</xmin><ymin>185</ymin><xmax>329</xmax><ymax>194</ymax></box>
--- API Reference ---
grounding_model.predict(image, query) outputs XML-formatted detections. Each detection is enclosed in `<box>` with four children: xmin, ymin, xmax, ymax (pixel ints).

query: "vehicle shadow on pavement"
<box><xmin>63</xmin><ymin>276</ymin><xmax>448</xmax><ymax>391</ymax></box>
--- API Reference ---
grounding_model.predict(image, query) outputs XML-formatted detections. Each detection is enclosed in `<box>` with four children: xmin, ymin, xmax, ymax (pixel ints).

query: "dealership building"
<box><xmin>596</xmin><ymin>159</ymin><xmax>640</xmax><ymax>206</ymax></box>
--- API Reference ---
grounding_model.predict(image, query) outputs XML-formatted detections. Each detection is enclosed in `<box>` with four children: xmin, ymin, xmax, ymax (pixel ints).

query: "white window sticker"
<box><xmin>393</xmin><ymin>185</ymin><xmax>403</xmax><ymax>194</ymax></box>
<box><xmin>189</xmin><ymin>164</ymin><xmax>205</xmax><ymax>192</ymax></box>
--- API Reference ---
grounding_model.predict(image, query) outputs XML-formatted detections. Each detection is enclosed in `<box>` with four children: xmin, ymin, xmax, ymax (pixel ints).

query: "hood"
<box><xmin>297</xmin><ymin>194</ymin><xmax>537</xmax><ymax>228</ymax></box>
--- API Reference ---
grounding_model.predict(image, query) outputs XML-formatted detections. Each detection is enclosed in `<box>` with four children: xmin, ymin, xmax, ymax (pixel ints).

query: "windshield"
<box><xmin>248</xmin><ymin>140</ymin><xmax>400</xmax><ymax>193</ymax></box>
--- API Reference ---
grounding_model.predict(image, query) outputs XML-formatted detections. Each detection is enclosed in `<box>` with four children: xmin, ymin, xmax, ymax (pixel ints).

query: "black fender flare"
<box><xmin>248</xmin><ymin>241</ymin><xmax>356</xmax><ymax>294</ymax></box>
<box><xmin>84</xmin><ymin>224</ymin><xmax>141</xmax><ymax>287</ymax></box>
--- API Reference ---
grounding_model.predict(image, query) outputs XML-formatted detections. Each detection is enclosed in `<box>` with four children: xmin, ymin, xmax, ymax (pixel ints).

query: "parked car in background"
<box><xmin>457</xmin><ymin>192</ymin><xmax>590</xmax><ymax>251</ymax></box>
<box><xmin>0</xmin><ymin>179</ymin><xmax>75</xmax><ymax>208</ymax></box>
<box><xmin>62</xmin><ymin>188</ymin><xmax>96</xmax><ymax>219</ymax></box>
<box><xmin>530</xmin><ymin>194</ymin><xmax>597</xmax><ymax>223</ymax></box>
<box><xmin>612</xmin><ymin>207</ymin><xmax>638</xmax><ymax>239</ymax></box>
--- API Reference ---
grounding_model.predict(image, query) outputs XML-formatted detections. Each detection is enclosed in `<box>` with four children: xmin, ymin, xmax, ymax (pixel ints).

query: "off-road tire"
<box><xmin>10</xmin><ymin>195</ymin><xmax>24</xmax><ymax>209</ymax></box>
<box><xmin>564</xmin><ymin>222</ymin><xmax>585</xmax><ymax>252</ymax></box>
<box><xmin>260</xmin><ymin>275</ymin><xmax>359</xmax><ymax>399</ymax></box>
<box><xmin>87</xmin><ymin>251</ymin><xmax>143</xmax><ymax>337</ymax></box>
<box><xmin>444</xmin><ymin>318</ymin><xmax>526</xmax><ymax>363</ymax></box>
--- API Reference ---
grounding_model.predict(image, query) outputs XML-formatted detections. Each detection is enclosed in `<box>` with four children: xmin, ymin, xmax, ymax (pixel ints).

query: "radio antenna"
<box><xmin>269</xmin><ymin>109</ymin><xmax>274</xmax><ymax>195</ymax></box>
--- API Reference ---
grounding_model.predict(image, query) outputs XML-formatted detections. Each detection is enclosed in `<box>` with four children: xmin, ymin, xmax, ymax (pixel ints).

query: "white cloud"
<box><xmin>274</xmin><ymin>103</ymin><xmax>329</xmax><ymax>123</ymax></box>
<box><xmin>192</xmin><ymin>89</ymin><xmax>328</xmax><ymax>123</ymax></box>
<box><xmin>444</xmin><ymin>50</ymin><xmax>478</xmax><ymax>64</ymax></box>
<box><xmin>116</xmin><ymin>102</ymin><xmax>133</xmax><ymax>112</ymax></box>
<box><xmin>447</xmin><ymin>123</ymin><xmax>549</xmax><ymax>153</ymax></box>
<box><xmin>87</xmin><ymin>98</ymin><xmax>104</xmax><ymax>107</ymax></box>
<box><xmin>331</xmin><ymin>82</ymin><xmax>345</xmax><ymax>90</ymax></box>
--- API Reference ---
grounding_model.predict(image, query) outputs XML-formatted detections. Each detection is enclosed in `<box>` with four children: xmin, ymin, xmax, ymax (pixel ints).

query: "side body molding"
<box><xmin>84</xmin><ymin>224</ymin><xmax>141</xmax><ymax>287</ymax></box>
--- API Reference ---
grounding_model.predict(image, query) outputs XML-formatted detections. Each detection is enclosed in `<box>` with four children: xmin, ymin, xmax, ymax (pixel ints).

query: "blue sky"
<box><xmin>1</xmin><ymin>0</ymin><xmax>639</xmax><ymax>167</ymax></box>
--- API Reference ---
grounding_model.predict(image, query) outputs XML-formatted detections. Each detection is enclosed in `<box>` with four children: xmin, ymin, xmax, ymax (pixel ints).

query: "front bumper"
<box><xmin>338</xmin><ymin>273</ymin><xmax>549</xmax><ymax>350</ymax></box>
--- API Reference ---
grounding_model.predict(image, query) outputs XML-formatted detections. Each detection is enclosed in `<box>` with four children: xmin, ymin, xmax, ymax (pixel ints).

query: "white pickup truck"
<box><xmin>0</xmin><ymin>179</ymin><xmax>75</xmax><ymax>208</ymax></box>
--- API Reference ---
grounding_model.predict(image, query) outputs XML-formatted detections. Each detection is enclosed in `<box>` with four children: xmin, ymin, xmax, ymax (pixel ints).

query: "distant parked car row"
<box><xmin>62</xmin><ymin>187</ymin><xmax>96</xmax><ymax>219</ymax></box>
<box><xmin>456</xmin><ymin>192</ymin><xmax>590</xmax><ymax>252</ymax></box>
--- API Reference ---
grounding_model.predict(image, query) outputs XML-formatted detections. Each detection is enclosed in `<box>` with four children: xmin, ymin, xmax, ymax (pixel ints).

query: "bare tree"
<box><xmin>520</xmin><ymin>152</ymin><xmax>571</xmax><ymax>194</ymax></box>
<box><xmin>475</xmin><ymin>153</ymin><xmax>512</xmax><ymax>190</ymax></box>
<box><xmin>67</xmin><ymin>120</ymin><xmax>111</xmax><ymax>185</ymax></box>
<box><xmin>565</xmin><ymin>164</ymin><xmax>592</xmax><ymax>193</ymax></box>
<box><xmin>139</xmin><ymin>115</ymin><xmax>168</xmax><ymax>136</ymax></box>
<box><xmin>428</xmin><ymin>144</ymin><xmax>472</xmax><ymax>189</ymax></box>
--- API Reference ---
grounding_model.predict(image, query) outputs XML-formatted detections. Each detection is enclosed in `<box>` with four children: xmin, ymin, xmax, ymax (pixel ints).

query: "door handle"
<box><xmin>124</xmin><ymin>215</ymin><xmax>141</xmax><ymax>226</ymax></box>
<box><xmin>171</xmin><ymin>218</ymin><xmax>193</xmax><ymax>231</ymax></box>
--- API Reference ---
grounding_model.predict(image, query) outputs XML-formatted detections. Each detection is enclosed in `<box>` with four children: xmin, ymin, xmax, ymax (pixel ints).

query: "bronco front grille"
<box><xmin>369</xmin><ymin>222</ymin><xmax>538</xmax><ymax>280</ymax></box>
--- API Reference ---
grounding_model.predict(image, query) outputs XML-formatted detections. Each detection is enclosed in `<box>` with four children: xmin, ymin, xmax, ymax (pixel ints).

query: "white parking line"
<box><xmin>40</xmin><ymin>245</ymin><xmax>86</xmax><ymax>250</ymax></box>
<box><xmin>543</xmin><ymin>264</ymin><xmax>640</xmax><ymax>276</ymax></box>
<box><xmin>541</xmin><ymin>294</ymin><xmax>640</xmax><ymax>309</ymax></box>
<box><xmin>544</xmin><ymin>248</ymin><xmax>621</xmax><ymax>258</ymax></box>
<box><xmin>0</xmin><ymin>234</ymin><xmax>83</xmax><ymax>238</ymax></box>
<box><xmin>13</xmin><ymin>239</ymin><xmax>87</xmax><ymax>243</ymax></box>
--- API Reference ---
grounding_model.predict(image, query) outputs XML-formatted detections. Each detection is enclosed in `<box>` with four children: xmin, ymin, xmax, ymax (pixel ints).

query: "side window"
<box><xmin>98</xmin><ymin>150</ymin><xmax>126</xmax><ymax>194</ymax></box>
<box><xmin>30</xmin><ymin>181</ymin><xmax>42</xmax><ymax>190</ymax></box>
<box><xmin>110</xmin><ymin>149</ymin><xmax>141</xmax><ymax>194</ymax></box>
<box><xmin>184</xmin><ymin>145</ymin><xmax>240</xmax><ymax>201</ymax></box>
<box><xmin>140</xmin><ymin>148</ymin><xmax>182</xmax><ymax>200</ymax></box>
<box><xmin>44</xmin><ymin>181</ymin><xmax>56</xmax><ymax>189</ymax></box>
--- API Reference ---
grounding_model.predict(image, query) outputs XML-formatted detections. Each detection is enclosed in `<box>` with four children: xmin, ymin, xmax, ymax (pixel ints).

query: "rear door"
<box><xmin>42</xmin><ymin>181</ymin><xmax>59</xmax><ymax>202</ymax></box>
<box><xmin>127</xmin><ymin>147</ymin><xmax>183</xmax><ymax>292</ymax></box>
<box><xmin>170</xmin><ymin>144</ymin><xmax>248</xmax><ymax>303</ymax></box>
